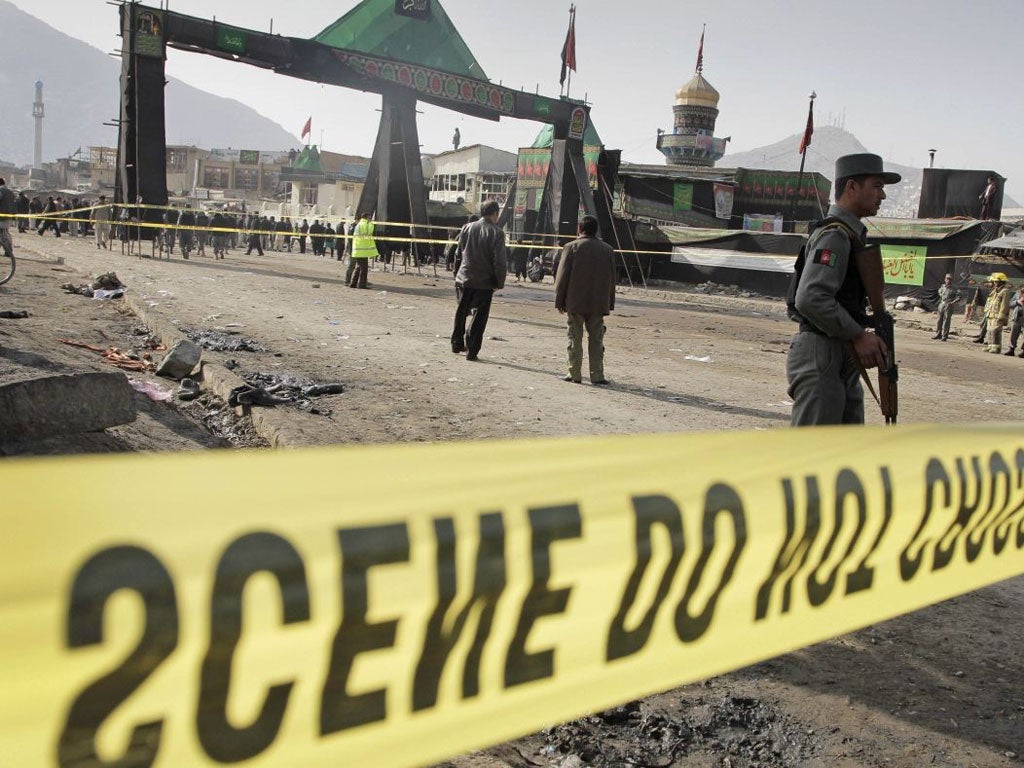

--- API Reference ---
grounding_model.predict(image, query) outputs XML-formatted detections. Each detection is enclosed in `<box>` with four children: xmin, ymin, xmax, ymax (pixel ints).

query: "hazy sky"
<box><xmin>9</xmin><ymin>0</ymin><xmax>1022</xmax><ymax>198</ymax></box>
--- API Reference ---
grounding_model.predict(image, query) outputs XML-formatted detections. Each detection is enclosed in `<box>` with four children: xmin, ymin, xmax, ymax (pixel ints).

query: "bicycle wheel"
<box><xmin>0</xmin><ymin>251</ymin><xmax>14</xmax><ymax>286</ymax></box>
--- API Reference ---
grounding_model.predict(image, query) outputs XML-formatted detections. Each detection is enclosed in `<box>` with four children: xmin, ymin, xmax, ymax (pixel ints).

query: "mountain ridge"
<box><xmin>723</xmin><ymin>126</ymin><xmax>1017</xmax><ymax>215</ymax></box>
<box><xmin>0</xmin><ymin>0</ymin><xmax>299</xmax><ymax>167</ymax></box>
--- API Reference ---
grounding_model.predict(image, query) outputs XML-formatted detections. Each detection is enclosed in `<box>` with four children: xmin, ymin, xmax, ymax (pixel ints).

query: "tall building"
<box><xmin>32</xmin><ymin>80</ymin><xmax>44</xmax><ymax>170</ymax></box>
<box><xmin>656</xmin><ymin>33</ymin><xmax>728</xmax><ymax>168</ymax></box>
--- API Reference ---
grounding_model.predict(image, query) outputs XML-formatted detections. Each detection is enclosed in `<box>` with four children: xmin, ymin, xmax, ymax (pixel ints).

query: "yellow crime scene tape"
<box><xmin>3</xmin><ymin>424</ymin><xmax>1024</xmax><ymax>767</ymax></box>
<box><xmin>2</xmin><ymin>208</ymin><xmax>988</xmax><ymax>261</ymax></box>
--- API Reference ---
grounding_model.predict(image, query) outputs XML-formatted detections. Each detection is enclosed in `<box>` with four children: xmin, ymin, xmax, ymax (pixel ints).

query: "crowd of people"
<box><xmin>4</xmin><ymin>169</ymin><xmax>1021</xmax><ymax>408</ymax></box>
<box><xmin>946</xmin><ymin>272</ymin><xmax>1024</xmax><ymax>357</ymax></box>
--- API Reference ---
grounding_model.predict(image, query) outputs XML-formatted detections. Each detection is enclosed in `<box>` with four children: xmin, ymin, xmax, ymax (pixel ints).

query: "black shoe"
<box><xmin>177</xmin><ymin>378</ymin><xmax>200</xmax><ymax>402</ymax></box>
<box><xmin>931</xmin><ymin>334</ymin><xmax>942</xmax><ymax>340</ymax></box>
<box><xmin>592</xmin><ymin>379</ymin><xmax>610</xmax><ymax>386</ymax></box>
<box><xmin>1004</xmin><ymin>349</ymin><xmax>1016</xmax><ymax>356</ymax></box>
<box><xmin>972</xmin><ymin>338</ymin><xmax>985</xmax><ymax>344</ymax></box>
<box><xmin>466</xmin><ymin>353</ymin><xmax>478</xmax><ymax>361</ymax></box>
<box><xmin>452</xmin><ymin>346</ymin><xmax>466</xmax><ymax>354</ymax></box>
<box><xmin>563</xmin><ymin>375</ymin><xmax>581</xmax><ymax>383</ymax></box>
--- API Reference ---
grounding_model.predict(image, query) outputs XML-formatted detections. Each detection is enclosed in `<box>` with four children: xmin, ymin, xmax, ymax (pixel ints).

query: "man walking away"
<box><xmin>245</xmin><ymin>219</ymin><xmax>264</xmax><ymax>256</ymax></box>
<box><xmin>932</xmin><ymin>273</ymin><xmax>961</xmax><ymax>341</ymax></box>
<box><xmin>196</xmin><ymin>209</ymin><xmax>209</xmax><ymax>256</ymax></box>
<box><xmin>786</xmin><ymin>153</ymin><xmax>899</xmax><ymax>426</ymax></box>
<box><xmin>178</xmin><ymin>207</ymin><xmax>196</xmax><ymax>259</ymax></box>
<box><xmin>451</xmin><ymin>200</ymin><xmax>507</xmax><ymax>361</ymax></box>
<box><xmin>513</xmin><ymin>245</ymin><xmax>529</xmax><ymax>282</ymax></box>
<box><xmin>349</xmin><ymin>212</ymin><xmax>377</xmax><ymax>288</ymax></box>
<box><xmin>38</xmin><ymin>196</ymin><xmax>61</xmax><ymax>237</ymax></box>
<box><xmin>211</xmin><ymin>211</ymin><xmax>227</xmax><ymax>259</ymax></box>
<box><xmin>554</xmin><ymin>215</ymin><xmax>617</xmax><ymax>384</ymax></box>
<box><xmin>93</xmin><ymin>195</ymin><xmax>112</xmax><ymax>250</ymax></box>
<box><xmin>16</xmin><ymin>191</ymin><xmax>29</xmax><ymax>233</ymax></box>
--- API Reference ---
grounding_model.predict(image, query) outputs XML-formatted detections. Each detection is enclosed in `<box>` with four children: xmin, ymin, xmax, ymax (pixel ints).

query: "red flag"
<box><xmin>301</xmin><ymin>117</ymin><xmax>312</xmax><ymax>141</ymax></box>
<box><xmin>696</xmin><ymin>27</ymin><xmax>705</xmax><ymax>73</ymax></box>
<box><xmin>799</xmin><ymin>100</ymin><xmax>814</xmax><ymax>155</ymax></box>
<box><xmin>559</xmin><ymin>6</ymin><xmax>576</xmax><ymax>87</ymax></box>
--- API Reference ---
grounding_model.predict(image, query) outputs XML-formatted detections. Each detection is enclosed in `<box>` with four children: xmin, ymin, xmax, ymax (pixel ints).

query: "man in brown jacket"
<box><xmin>554</xmin><ymin>215</ymin><xmax>617</xmax><ymax>384</ymax></box>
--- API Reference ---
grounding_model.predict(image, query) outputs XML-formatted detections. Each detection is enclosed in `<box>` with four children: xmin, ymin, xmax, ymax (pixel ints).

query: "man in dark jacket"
<box><xmin>309</xmin><ymin>219</ymin><xmax>323</xmax><ymax>256</ymax></box>
<box><xmin>178</xmin><ymin>208</ymin><xmax>196</xmax><ymax>258</ymax></box>
<box><xmin>16</xmin><ymin>191</ymin><xmax>29</xmax><ymax>233</ymax></box>
<box><xmin>451</xmin><ymin>201</ymin><xmax>507</xmax><ymax>361</ymax></box>
<box><xmin>0</xmin><ymin>178</ymin><xmax>16</xmax><ymax>257</ymax></box>
<box><xmin>38</xmin><ymin>196</ymin><xmax>61</xmax><ymax>237</ymax></box>
<box><xmin>554</xmin><ymin>215</ymin><xmax>617</xmax><ymax>384</ymax></box>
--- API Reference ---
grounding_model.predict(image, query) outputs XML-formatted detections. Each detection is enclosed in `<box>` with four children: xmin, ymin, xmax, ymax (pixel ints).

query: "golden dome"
<box><xmin>675</xmin><ymin>73</ymin><xmax>720</xmax><ymax>109</ymax></box>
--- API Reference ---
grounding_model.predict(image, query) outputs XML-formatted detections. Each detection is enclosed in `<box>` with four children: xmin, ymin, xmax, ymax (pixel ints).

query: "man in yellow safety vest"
<box><xmin>349</xmin><ymin>211</ymin><xmax>377</xmax><ymax>289</ymax></box>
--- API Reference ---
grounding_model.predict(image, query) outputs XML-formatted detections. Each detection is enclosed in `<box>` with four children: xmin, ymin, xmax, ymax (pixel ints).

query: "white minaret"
<box><xmin>33</xmin><ymin>80</ymin><xmax>44</xmax><ymax>170</ymax></box>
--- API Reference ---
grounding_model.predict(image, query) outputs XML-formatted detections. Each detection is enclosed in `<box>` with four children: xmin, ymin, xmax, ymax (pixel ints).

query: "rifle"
<box><xmin>856</xmin><ymin>245</ymin><xmax>898</xmax><ymax>424</ymax></box>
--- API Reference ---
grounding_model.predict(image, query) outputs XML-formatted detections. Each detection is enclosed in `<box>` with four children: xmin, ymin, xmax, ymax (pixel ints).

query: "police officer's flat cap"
<box><xmin>835</xmin><ymin>153</ymin><xmax>901</xmax><ymax>184</ymax></box>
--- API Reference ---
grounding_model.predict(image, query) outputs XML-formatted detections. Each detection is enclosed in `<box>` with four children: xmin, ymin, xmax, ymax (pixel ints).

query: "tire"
<box><xmin>0</xmin><ymin>250</ymin><xmax>14</xmax><ymax>286</ymax></box>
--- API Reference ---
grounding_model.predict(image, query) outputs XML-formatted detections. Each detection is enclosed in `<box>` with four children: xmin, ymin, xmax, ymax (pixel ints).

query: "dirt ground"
<box><xmin>1</xmin><ymin>231</ymin><xmax>1020</xmax><ymax>767</ymax></box>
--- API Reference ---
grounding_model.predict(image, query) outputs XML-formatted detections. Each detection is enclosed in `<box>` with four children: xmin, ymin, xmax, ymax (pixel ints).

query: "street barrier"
<box><xmin>3</xmin><ymin>424</ymin><xmax>1023</xmax><ymax>767</ymax></box>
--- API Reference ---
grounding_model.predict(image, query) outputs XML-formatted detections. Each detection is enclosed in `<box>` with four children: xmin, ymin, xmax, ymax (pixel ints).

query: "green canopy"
<box><xmin>293</xmin><ymin>145</ymin><xmax>323</xmax><ymax>173</ymax></box>
<box><xmin>313</xmin><ymin>0</ymin><xmax>488</xmax><ymax>81</ymax></box>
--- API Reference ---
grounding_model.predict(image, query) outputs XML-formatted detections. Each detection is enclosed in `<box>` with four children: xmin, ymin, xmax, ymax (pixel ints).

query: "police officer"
<box><xmin>786</xmin><ymin>153</ymin><xmax>901</xmax><ymax>426</ymax></box>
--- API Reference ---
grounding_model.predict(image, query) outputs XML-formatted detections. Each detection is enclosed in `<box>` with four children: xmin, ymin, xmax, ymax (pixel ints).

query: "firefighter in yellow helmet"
<box><xmin>984</xmin><ymin>272</ymin><xmax>1012</xmax><ymax>353</ymax></box>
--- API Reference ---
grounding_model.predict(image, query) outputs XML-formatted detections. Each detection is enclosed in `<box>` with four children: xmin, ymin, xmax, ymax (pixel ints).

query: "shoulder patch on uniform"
<box><xmin>812</xmin><ymin>248</ymin><xmax>836</xmax><ymax>267</ymax></box>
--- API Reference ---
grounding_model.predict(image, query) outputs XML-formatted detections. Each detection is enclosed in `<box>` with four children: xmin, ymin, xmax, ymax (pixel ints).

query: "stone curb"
<box><xmin>123</xmin><ymin>295</ymin><xmax>300</xmax><ymax>449</ymax></box>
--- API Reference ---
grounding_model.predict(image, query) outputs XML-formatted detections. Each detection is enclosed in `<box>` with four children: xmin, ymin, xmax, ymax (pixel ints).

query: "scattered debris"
<box><xmin>93</xmin><ymin>273</ymin><xmax>125</xmax><ymax>290</ymax></box>
<box><xmin>177</xmin><ymin>392</ymin><xmax>266</xmax><ymax>448</ymax></box>
<box><xmin>92</xmin><ymin>288</ymin><xmax>126</xmax><ymax>300</ymax></box>
<box><xmin>224</xmin><ymin>371</ymin><xmax>345</xmax><ymax>415</ymax></box>
<box><xmin>0</xmin><ymin>310</ymin><xmax>29</xmax><ymax>319</ymax></box>
<box><xmin>685</xmin><ymin>355</ymin><xmax>712</xmax><ymax>363</ymax></box>
<box><xmin>127</xmin><ymin>378</ymin><xmax>173</xmax><ymax>403</ymax></box>
<box><xmin>689</xmin><ymin>281</ymin><xmax>765</xmax><ymax>298</ymax></box>
<box><xmin>227</xmin><ymin>383</ymin><xmax>293</xmax><ymax>408</ymax></box>
<box><xmin>61</xmin><ymin>272</ymin><xmax>127</xmax><ymax>299</ymax></box>
<box><xmin>178</xmin><ymin>326</ymin><xmax>270</xmax><ymax>353</ymax></box>
<box><xmin>538</xmin><ymin>695</ymin><xmax>817</xmax><ymax>767</ymax></box>
<box><xmin>58</xmin><ymin>338</ymin><xmax>156</xmax><ymax>372</ymax></box>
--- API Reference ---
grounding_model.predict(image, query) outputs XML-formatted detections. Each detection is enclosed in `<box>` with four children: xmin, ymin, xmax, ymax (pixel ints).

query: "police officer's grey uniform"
<box><xmin>786</xmin><ymin>205</ymin><xmax>868</xmax><ymax>426</ymax></box>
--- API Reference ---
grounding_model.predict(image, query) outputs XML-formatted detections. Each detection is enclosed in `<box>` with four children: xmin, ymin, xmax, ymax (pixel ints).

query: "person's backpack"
<box><xmin>786</xmin><ymin>217</ymin><xmax>860</xmax><ymax>322</ymax></box>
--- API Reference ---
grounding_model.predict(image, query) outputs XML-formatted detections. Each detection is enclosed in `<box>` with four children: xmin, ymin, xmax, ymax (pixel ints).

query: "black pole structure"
<box><xmin>788</xmin><ymin>90</ymin><xmax>816</xmax><ymax>232</ymax></box>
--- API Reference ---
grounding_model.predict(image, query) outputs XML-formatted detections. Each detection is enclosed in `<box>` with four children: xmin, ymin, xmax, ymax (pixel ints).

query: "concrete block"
<box><xmin>0</xmin><ymin>372</ymin><xmax>137</xmax><ymax>442</ymax></box>
<box><xmin>156</xmin><ymin>339</ymin><xmax>202</xmax><ymax>380</ymax></box>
